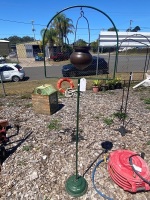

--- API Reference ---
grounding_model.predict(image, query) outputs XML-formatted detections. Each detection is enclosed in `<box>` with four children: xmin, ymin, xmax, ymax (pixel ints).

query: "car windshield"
<box><xmin>15</xmin><ymin>64</ymin><xmax>22</xmax><ymax>70</ymax></box>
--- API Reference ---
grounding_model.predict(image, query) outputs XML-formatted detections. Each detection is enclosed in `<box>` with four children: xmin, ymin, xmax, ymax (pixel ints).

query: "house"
<box><xmin>0</xmin><ymin>40</ymin><xmax>10</xmax><ymax>56</ymax></box>
<box><xmin>99</xmin><ymin>31</ymin><xmax>150</xmax><ymax>50</ymax></box>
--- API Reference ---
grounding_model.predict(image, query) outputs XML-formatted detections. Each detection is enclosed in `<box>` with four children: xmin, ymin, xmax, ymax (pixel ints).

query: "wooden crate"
<box><xmin>32</xmin><ymin>92</ymin><xmax>59</xmax><ymax>115</ymax></box>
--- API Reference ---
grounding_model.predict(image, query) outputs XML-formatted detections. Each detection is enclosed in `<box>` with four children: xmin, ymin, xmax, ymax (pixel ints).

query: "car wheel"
<box><xmin>12</xmin><ymin>76</ymin><xmax>20</xmax><ymax>82</ymax></box>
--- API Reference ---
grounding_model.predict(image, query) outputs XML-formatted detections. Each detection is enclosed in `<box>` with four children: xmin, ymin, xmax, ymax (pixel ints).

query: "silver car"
<box><xmin>0</xmin><ymin>63</ymin><xmax>25</xmax><ymax>82</ymax></box>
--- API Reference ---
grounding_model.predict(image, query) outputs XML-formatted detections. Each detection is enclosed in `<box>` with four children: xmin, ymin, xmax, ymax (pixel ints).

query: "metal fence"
<box><xmin>0</xmin><ymin>45</ymin><xmax>149</xmax><ymax>81</ymax></box>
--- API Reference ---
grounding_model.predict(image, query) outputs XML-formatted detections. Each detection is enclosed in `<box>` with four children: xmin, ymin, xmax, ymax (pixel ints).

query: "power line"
<box><xmin>1</xmin><ymin>18</ymin><xmax>150</xmax><ymax>31</ymax></box>
<box><xmin>0</xmin><ymin>18</ymin><xmax>46</xmax><ymax>27</ymax></box>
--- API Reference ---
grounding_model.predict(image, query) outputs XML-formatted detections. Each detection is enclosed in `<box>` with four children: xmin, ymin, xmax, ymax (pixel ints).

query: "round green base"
<box><xmin>65</xmin><ymin>175</ymin><xmax>88</xmax><ymax>197</ymax></box>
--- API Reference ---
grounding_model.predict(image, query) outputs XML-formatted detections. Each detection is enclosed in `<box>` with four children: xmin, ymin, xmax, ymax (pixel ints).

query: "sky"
<box><xmin>1</xmin><ymin>0</ymin><xmax>150</xmax><ymax>44</ymax></box>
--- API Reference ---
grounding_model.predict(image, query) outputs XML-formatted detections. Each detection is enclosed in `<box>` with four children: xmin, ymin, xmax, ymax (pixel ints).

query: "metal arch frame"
<box><xmin>42</xmin><ymin>5</ymin><xmax>119</xmax><ymax>79</ymax></box>
<box><xmin>118</xmin><ymin>33</ymin><xmax>150</xmax><ymax>78</ymax></box>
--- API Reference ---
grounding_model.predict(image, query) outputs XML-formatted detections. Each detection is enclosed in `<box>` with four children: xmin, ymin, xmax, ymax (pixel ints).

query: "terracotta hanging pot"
<box><xmin>70</xmin><ymin>46</ymin><xmax>93</xmax><ymax>70</ymax></box>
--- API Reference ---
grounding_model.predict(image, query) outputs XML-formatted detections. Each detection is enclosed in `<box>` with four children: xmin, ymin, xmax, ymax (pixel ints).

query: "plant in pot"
<box><xmin>106</xmin><ymin>79</ymin><xmax>116</xmax><ymax>90</ymax></box>
<box><xmin>114</xmin><ymin>77</ymin><xmax>122</xmax><ymax>89</ymax></box>
<box><xmin>92</xmin><ymin>79</ymin><xmax>101</xmax><ymax>92</ymax></box>
<box><xmin>101</xmin><ymin>80</ymin><xmax>109</xmax><ymax>91</ymax></box>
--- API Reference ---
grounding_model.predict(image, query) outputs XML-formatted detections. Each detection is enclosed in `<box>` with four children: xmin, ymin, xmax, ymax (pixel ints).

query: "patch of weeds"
<box><xmin>146</xmin><ymin>141</ymin><xmax>150</xmax><ymax>145</ymax></box>
<box><xmin>20</xmin><ymin>94</ymin><xmax>31</xmax><ymax>99</ymax></box>
<box><xmin>24</xmin><ymin>103</ymin><xmax>32</xmax><ymax>108</ymax></box>
<box><xmin>22</xmin><ymin>145</ymin><xmax>33</xmax><ymax>151</ymax></box>
<box><xmin>57</xmin><ymin>92</ymin><xmax>64</xmax><ymax>98</ymax></box>
<box><xmin>0</xmin><ymin>94</ymin><xmax>4</xmax><ymax>98</ymax></box>
<box><xmin>0</xmin><ymin>102</ymin><xmax>4</xmax><ymax>106</ymax></box>
<box><xmin>17</xmin><ymin>160</ymin><xmax>26</xmax><ymax>166</ymax></box>
<box><xmin>145</xmin><ymin>106</ymin><xmax>150</xmax><ymax>110</ymax></box>
<box><xmin>144</xmin><ymin>98</ymin><xmax>150</xmax><ymax>104</ymax></box>
<box><xmin>113</xmin><ymin>111</ymin><xmax>127</xmax><ymax>120</ymax></box>
<box><xmin>47</xmin><ymin>119</ymin><xmax>61</xmax><ymax>131</ymax></box>
<box><xmin>95</xmin><ymin>113</ymin><xmax>104</xmax><ymax>119</ymax></box>
<box><xmin>103</xmin><ymin>117</ymin><xmax>114</xmax><ymax>126</ymax></box>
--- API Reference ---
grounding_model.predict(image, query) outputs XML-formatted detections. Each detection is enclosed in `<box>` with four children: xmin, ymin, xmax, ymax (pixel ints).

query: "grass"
<box><xmin>22</xmin><ymin>145</ymin><xmax>33</xmax><ymax>151</ymax></box>
<box><xmin>113</xmin><ymin>112</ymin><xmax>127</xmax><ymax>120</ymax></box>
<box><xmin>47</xmin><ymin>119</ymin><xmax>61</xmax><ymax>131</ymax></box>
<box><xmin>103</xmin><ymin>117</ymin><xmax>114</xmax><ymax>126</ymax></box>
<box><xmin>0</xmin><ymin>72</ymin><xmax>148</xmax><ymax>97</ymax></box>
<box><xmin>144</xmin><ymin>98</ymin><xmax>150</xmax><ymax>104</ymax></box>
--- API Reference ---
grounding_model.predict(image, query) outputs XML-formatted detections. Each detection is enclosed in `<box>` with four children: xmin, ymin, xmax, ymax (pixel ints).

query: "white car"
<box><xmin>0</xmin><ymin>63</ymin><xmax>25</xmax><ymax>82</ymax></box>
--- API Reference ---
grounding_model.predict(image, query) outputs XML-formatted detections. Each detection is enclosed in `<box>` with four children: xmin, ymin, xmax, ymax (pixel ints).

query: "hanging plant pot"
<box><xmin>70</xmin><ymin>46</ymin><xmax>93</xmax><ymax>70</ymax></box>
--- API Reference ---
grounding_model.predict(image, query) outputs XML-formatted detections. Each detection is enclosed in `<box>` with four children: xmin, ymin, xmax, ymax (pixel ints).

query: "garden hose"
<box><xmin>129</xmin><ymin>154</ymin><xmax>150</xmax><ymax>185</ymax></box>
<box><xmin>92</xmin><ymin>157</ymin><xmax>113</xmax><ymax>200</ymax></box>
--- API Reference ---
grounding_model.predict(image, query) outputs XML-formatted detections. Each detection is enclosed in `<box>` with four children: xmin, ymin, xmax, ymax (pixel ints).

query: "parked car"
<box><xmin>50</xmin><ymin>52</ymin><xmax>70</xmax><ymax>61</ymax></box>
<box><xmin>62</xmin><ymin>56</ymin><xmax>109</xmax><ymax>77</ymax></box>
<box><xmin>0</xmin><ymin>63</ymin><xmax>25</xmax><ymax>82</ymax></box>
<box><xmin>9</xmin><ymin>52</ymin><xmax>17</xmax><ymax>58</ymax></box>
<box><xmin>0</xmin><ymin>55</ymin><xmax>5</xmax><ymax>64</ymax></box>
<box><xmin>35</xmin><ymin>55</ymin><xmax>44</xmax><ymax>61</ymax></box>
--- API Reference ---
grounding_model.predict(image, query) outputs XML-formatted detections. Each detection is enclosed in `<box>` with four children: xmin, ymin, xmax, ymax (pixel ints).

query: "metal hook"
<box><xmin>80</xmin><ymin>7</ymin><xmax>84</xmax><ymax>17</ymax></box>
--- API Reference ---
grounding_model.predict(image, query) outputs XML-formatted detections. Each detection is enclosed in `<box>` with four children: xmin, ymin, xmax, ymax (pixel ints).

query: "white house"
<box><xmin>99</xmin><ymin>31</ymin><xmax>150</xmax><ymax>48</ymax></box>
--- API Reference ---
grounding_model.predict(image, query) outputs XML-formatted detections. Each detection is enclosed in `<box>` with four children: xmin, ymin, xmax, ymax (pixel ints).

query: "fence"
<box><xmin>0</xmin><ymin>45</ymin><xmax>149</xmax><ymax>81</ymax></box>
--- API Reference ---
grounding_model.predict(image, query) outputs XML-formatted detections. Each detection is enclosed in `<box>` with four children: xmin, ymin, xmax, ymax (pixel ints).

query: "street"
<box><xmin>24</xmin><ymin>55</ymin><xmax>148</xmax><ymax>81</ymax></box>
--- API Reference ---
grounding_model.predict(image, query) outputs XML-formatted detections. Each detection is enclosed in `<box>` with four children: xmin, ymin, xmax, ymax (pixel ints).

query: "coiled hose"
<box><xmin>92</xmin><ymin>158</ymin><xmax>113</xmax><ymax>200</ymax></box>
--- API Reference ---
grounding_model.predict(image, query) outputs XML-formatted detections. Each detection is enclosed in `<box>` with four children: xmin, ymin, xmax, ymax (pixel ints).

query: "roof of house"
<box><xmin>0</xmin><ymin>40</ymin><xmax>9</xmax><ymax>43</ymax></box>
<box><xmin>99</xmin><ymin>31</ymin><xmax>150</xmax><ymax>47</ymax></box>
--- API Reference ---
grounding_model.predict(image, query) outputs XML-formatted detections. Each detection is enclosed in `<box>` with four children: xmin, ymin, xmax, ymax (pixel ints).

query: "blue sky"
<box><xmin>1</xmin><ymin>0</ymin><xmax>150</xmax><ymax>43</ymax></box>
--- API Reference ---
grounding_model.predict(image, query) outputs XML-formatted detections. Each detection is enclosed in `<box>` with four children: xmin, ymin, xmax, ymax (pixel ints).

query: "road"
<box><xmin>24</xmin><ymin>55</ymin><xmax>148</xmax><ymax>81</ymax></box>
<box><xmin>25</xmin><ymin>65</ymin><xmax>63</xmax><ymax>81</ymax></box>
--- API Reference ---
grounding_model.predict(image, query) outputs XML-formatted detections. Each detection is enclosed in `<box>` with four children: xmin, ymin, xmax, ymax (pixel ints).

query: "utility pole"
<box><xmin>129</xmin><ymin>20</ymin><xmax>133</xmax><ymax>32</ymax></box>
<box><xmin>31</xmin><ymin>20</ymin><xmax>36</xmax><ymax>41</ymax></box>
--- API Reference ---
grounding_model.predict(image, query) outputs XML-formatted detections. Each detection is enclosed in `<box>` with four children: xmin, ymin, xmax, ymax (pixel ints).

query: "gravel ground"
<box><xmin>0</xmin><ymin>87</ymin><xmax>150</xmax><ymax>200</ymax></box>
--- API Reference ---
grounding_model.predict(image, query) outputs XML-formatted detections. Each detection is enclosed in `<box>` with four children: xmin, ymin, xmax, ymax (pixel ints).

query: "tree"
<box><xmin>74</xmin><ymin>39</ymin><xmax>87</xmax><ymax>46</ymax></box>
<box><xmin>40</xmin><ymin>28</ymin><xmax>57</xmax><ymax>56</ymax></box>
<box><xmin>107</xmin><ymin>27</ymin><xmax>119</xmax><ymax>32</ymax></box>
<box><xmin>126</xmin><ymin>26</ymin><xmax>141</xmax><ymax>32</ymax></box>
<box><xmin>132</xmin><ymin>26</ymin><xmax>141</xmax><ymax>32</ymax></box>
<box><xmin>51</xmin><ymin>13</ymin><xmax>74</xmax><ymax>46</ymax></box>
<box><xmin>0</xmin><ymin>36</ymin><xmax>34</xmax><ymax>44</ymax></box>
<box><xmin>90</xmin><ymin>40</ymin><xmax>98</xmax><ymax>53</ymax></box>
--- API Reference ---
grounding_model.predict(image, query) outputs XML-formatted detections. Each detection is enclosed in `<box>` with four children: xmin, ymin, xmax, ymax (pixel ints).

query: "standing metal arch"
<box><xmin>43</xmin><ymin>5</ymin><xmax>119</xmax><ymax>79</ymax></box>
<box><xmin>118</xmin><ymin>34</ymin><xmax>150</xmax><ymax>79</ymax></box>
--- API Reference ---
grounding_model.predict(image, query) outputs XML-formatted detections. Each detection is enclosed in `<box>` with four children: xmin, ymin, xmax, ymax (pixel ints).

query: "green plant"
<box><xmin>20</xmin><ymin>94</ymin><xmax>31</xmax><ymax>99</ymax></box>
<box><xmin>22</xmin><ymin>145</ymin><xmax>33</xmax><ymax>151</ymax></box>
<box><xmin>103</xmin><ymin>117</ymin><xmax>114</xmax><ymax>125</ymax></box>
<box><xmin>146</xmin><ymin>140</ymin><xmax>150</xmax><ymax>145</ymax></box>
<box><xmin>47</xmin><ymin>119</ymin><xmax>61</xmax><ymax>130</ymax></box>
<box><xmin>144</xmin><ymin>98</ymin><xmax>150</xmax><ymax>104</ymax></box>
<box><xmin>145</xmin><ymin>106</ymin><xmax>150</xmax><ymax>110</ymax></box>
<box><xmin>113</xmin><ymin>111</ymin><xmax>127</xmax><ymax>120</ymax></box>
<box><xmin>93</xmin><ymin>79</ymin><xmax>101</xmax><ymax>86</ymax></box>
<box><xmin>25</xmin><ymin>103</ymin><xmax>32</xmax><ymax>108</ymax></box>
